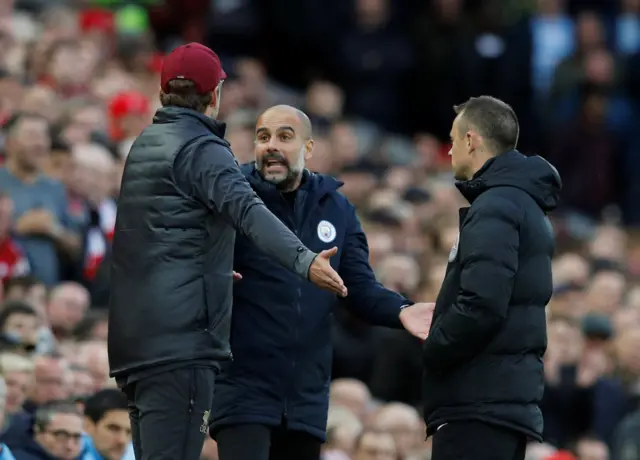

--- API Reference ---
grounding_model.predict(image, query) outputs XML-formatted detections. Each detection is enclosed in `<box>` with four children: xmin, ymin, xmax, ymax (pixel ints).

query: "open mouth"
<box><xmin>264</xmin><ymin>159</ymin><xmax>287</xmax><ymax>173</ymax></box>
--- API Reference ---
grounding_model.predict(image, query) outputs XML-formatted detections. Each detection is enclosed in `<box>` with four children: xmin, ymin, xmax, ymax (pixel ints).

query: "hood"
<box><xmin>456</xmin><ymin>150</ymin><xmax>562</xmax><ymax>212</ymax></box>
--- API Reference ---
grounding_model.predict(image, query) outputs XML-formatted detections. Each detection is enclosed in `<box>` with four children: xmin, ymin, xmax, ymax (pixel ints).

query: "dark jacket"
<box><xmin>108</xmin><ymin>108</ymin><xmax>317</xmax><ymax>378</ymax></box>
<box><xmin>422</xmin><ymin>150</ymin><xmax>562</xmax><ymax>440</ymax></box>
<box><xmin>210</xmin><ymin>164</ymin><xmax>409</xmax><ymax>441</ymax></box>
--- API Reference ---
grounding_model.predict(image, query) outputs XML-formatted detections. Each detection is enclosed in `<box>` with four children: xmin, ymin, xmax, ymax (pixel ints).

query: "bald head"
<box><xmin>254</xmin><ymin>105</ymin><xmax>314</xmax><ymax>191</ymax></box>
<box><xmin>259</xmin><ymin>105</ymin><xmax>312</xmax><ymax>140</ymax></box>
<box><xmin>330</xmin><ymin>378</ymin><xmax>371</xmax><ymax>418</ymax></box>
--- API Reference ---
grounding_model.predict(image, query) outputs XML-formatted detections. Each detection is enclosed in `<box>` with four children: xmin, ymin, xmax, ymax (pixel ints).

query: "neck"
<box><xmin>469</xmin><ymin>150</ymin><xmax>497</xmax><ymax>179</ymax></box>
<box><xmin>5</xmin><ymin>157</ymin><xmax>38</xmax><ymax>183</ymax></box>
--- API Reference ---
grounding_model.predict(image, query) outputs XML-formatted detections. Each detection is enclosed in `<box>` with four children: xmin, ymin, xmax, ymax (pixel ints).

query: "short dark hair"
<box><xmin>84</xmin><ymin>389</ymin><xmax>128</xmax><ymax>423</ymax></box>
<box><xmin>159</xmin><ymin>80</ymin><xmax>212</xmax><ymax>113</ymax></box>
<box><xmin>3</xmin><ymin>112</ymin><xmax>50</xmax><ymax>137</ymax></box>
<box><xmin>3</xmin><ymin>275</ymin><xmax>44</xmax><ymax>295</ymax></box>
<box><xmin>34</xmin><ymin>402</ymin><xmax>81</xmax><ymax>431</ymax></box>
<box><xmin>453</xmin><ymin>96</ymin><xmax>519</xmax><ymax>154</ymax></box>
<box><xmin>0</xmin><ymin>300</ymin><xmax>38</xmax><ymax>329</ymax></box>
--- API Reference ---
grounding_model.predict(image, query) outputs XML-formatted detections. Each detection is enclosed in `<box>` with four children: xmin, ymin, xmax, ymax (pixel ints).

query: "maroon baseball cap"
<box><xmin>160</xmin><ymin>42</ymin><xmax>227</xmax><ymax>95</ymax></box>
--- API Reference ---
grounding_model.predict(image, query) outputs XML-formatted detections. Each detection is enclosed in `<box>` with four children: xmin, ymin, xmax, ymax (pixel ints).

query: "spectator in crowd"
<box><xmin>10</xmin><ymin>402</ymin><xmax>82</xmax><ymax>460</ymax></box>
<box><xmin>0</xmin><ymin>113</ymin><xmax>81</xmax><ymax>286</ymax></box>
<box><xmin>82</xmin><ymin>389</ymin><xmax>132</xmax><ymax>460</ymax></box>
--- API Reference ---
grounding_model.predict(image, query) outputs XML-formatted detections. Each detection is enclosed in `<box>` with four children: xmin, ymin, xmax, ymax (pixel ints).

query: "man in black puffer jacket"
<box><xmin>422</xmin><ymin>96</ymin><xmax>562</xmax><ymax>460</ymax></box>
<box><xmin>108</xmin><ymin>43</ymin><xmax>346</xmax><ymax>460</ymax></box>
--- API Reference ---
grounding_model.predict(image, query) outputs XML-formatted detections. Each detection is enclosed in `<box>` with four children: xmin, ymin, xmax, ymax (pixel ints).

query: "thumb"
<box><xmin>320</xmin><ymin>246</ymin><xmax>338</xmax><ymax>259</ymax></box>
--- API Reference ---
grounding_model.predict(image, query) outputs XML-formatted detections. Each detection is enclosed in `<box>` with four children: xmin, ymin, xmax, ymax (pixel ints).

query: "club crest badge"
<box><xmin>317</xmin><ymin>220</ymin><xmax>337</xmax><ymax>243</ymax></box>
<box><xmin>448</xmin><ymin>233</ymin><xmax>459</xmax><ymax>262</ymax></box>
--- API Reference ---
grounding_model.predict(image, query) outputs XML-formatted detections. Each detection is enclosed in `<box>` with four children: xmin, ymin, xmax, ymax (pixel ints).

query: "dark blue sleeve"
<box><xmin>339</xmin><ymin>203</ymin><xmax>408</xmax><ymax>328</ymax></box>
<box><xmin>172</xmin><ymin>140</ymin><xmax>317</xmax><ymax>279</ymax></box>
<box><xmin>422</xmin><ymin>194</ymin><xmax>520</xmax><ymax>375</ymax></box>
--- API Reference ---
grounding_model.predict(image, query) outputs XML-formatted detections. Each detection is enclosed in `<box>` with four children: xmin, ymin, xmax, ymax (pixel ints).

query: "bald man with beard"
<box><xmin>210</xmin><ymin>105</ymin><xmax>435</xmax><ymax>460</ymax></box>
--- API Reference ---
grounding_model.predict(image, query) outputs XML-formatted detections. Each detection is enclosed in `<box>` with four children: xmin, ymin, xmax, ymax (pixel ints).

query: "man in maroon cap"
<box><xmin>107</xmin><ymin>43</ymin><xmax>348</xmax><ymax>460</ymax></box>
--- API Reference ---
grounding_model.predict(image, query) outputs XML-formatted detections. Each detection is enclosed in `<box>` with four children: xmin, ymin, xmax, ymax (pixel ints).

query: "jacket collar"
<box><xmin>153</xmin><ymin>106</ymin><xmax>228</xmax><ymax>140</ymax></box>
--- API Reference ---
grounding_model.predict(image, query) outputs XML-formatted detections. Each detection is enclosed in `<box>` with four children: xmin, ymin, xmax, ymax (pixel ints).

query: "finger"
<box><xmin>320</xmin><ymin>246</ymin><xmax>338</xmax><ymax>259</ymax></box>
<box><xmin>325</xmin><ymin>277</ymin><xmax>346</xmax><ymax>296</ymax></box>
<box><xmin>232</xmin><ymin>272</ymin><xmax>243</xmax><ymax>281</ymax></box>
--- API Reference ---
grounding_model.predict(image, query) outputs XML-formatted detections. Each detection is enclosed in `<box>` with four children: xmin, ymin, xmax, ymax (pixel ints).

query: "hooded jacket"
<box><xmin>422</xmin><ymin>150</ymin><xmax>562</xmax><ymax>440</ymax></box>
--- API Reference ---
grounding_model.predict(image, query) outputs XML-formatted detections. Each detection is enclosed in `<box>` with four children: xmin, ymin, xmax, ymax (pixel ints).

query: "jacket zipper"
<box><xmin>282</xmin><ymin>192</ymin><xmax>322</xmax><ymax>424</ymax></box>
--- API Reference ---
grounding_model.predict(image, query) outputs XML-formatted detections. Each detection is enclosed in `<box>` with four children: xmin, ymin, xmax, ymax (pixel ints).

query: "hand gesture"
<box><xmin>399</xmin><ymin>302</ymin><xmax>435</xmax><ymax>340</ymax></box>
<box><xmin>576</xmin><ymin>347</ymin><xmax>610</xmax><ymax>387</ymax></box>
<box><xmin>309</xmin><ymin>247</ymin><xmax>348</xmax><ymax>297</ymax></box>
<box><xmin>14</xmin><ymin>209</ymin><xmax>57</xmax><ymax>236</ymax></box>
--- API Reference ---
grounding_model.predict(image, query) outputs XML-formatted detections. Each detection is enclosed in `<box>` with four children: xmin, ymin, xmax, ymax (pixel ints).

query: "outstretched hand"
<box><xmin>308</xmin><ymin>247</ymin><xmax>348</xmax><ymax>297</ymax></box>
<box><xmin>399</xmin><ymin>302</ymin><xmax>435</xmax><ymax>340</ymax></box>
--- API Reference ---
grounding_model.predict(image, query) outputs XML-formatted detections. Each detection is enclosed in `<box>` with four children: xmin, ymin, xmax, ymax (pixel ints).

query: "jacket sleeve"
<box><xmin>339</xmin><ymin>203</ymin><xmax>408</xmax><ymax>327</ymax></box>
<box><xmin>422</xmin><ymin>195</ymin><xmax>520</xmax><ymax>375</ymax></box>
<box><xmin>175</xmin><ymin>140</ymin><xmax>317</xmax><ymax>279</ymax></box>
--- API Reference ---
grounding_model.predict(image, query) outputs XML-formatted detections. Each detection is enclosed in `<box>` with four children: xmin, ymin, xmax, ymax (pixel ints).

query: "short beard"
<box><xmin>258</xmin><ymin>146</ymin><xmax>306</xmax><ymax>191</ymax></box>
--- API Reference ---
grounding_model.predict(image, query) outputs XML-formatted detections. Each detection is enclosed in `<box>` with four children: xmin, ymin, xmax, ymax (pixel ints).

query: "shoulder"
<box><xmin>469</xmin><ymin>187</ymin><xmax>524</xmax><ymax>223</ymax></box>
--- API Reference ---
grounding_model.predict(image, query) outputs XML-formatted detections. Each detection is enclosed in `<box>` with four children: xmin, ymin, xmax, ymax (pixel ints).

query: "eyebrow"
<box><xmin>255</xmin><ymin>126</ymin><xmax>296</xmax><ymax>135</ymax></box>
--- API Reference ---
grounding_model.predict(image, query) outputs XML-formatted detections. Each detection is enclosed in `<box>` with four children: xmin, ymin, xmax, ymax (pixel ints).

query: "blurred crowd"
<box><xmin>0</xmin><ymin>0</ymin><xmax>637</xmax><ymax>459</ymax></box>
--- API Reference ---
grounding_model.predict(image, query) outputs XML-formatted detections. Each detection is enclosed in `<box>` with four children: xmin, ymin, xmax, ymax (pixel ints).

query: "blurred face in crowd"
<box><xmin>71</xmin><ymin>368</ymin><xmax>93</xmax><ymax>397</ymax></box>
<box><xmin>20</xmin><ymin>86</ymin><xmax>60</xmax><ymax>122</ymax></box>
<box><xmin>36</xmin><ymin>412</ymin><xmax>83</xmax><ymax>460</ymax></box>
<box><xmin>255</xmin><ymin>105</ymin><xmax>313</xmax><ymax>191</ymax></box>
<box><xmin>47</xmin><ymin>283</ymin><xmax>90</xmax><ymax>336</ymax></box>
<box><xmin>227</xmin><ymin>127</ymin><xmax>255</xmax><ymax>164</ymax></box>
<box><xmin>373</xmin><ymin>404</ymin><xmax>422</xmax><ymax>458</ymax></box>
<box><xmin>32</xmin><ymin>357</ymin><xmax>71</xmax><ymax>405</ymax></box>
<box><xmin>615</xmin><ymin>329</ymin><xmax>640</xmax><ymax>375</ymax></box>
<box><xmin>354</xmin><ymin>431</ymin><xmax>396</xmax><ymax>460</ymax></box>
<box><xmin>62</xmin><ymin>104</ymin><xmax>106</xmax><ymax>145</ymax></box>
<box><xmin>5</xmin><ymin>116</ymin><xmax>51</xmax><ymax>174</ymax></box>
<box><xmin>76</xmin><ymin>341</ymin><xmax>110</xmax><ymax>391</ymax></box>
<box><xmin>547</xmin><ymin>318</ymin><xmax>583</xmax><ymax>364</ymax></box>
<box><xmin>45</xmin><ymin>148</ymin><xmax>74</xmax><ymax>188</ymax></box>
<box><xmin>5</xmin><ymin>369</ymin><xmax>33</xmax><ymax>414</ymax></box>
<box><xmin>0</xmin><ymin>195</ymin><xmax>13</xmax><ymax>240</ymax></box>
<box><xmin>576</xmin><ymin>11</ymin><xmax>605</xmax><ymax>51</ymax></box>
<box><xmin>4</xmin><ymin>282</ymin><xmax>48</xmax><ymax>316</ymax></box>
<box><xmin>449</xmin><ymin>113</ymin><xmax>475</xmax><ymax>181</ymax></box>
<box><xmin>586</xmin><ymin>270</ymin><xmax>626</xmax><ymax>314</ymax></box>
<box><xmin>72</xmin><ymin>144</ymin><xmax>115</xmax><ymax>206</ymax></box>
<box><xmin>330</xmin><ymin>379</ymin><xmax>371</xmax><ymax>420</ymax></box>
<box><xmin>576</xmin><ymin>438</ymin><xmax>609</xmax><ymax>460</ymax></box>
<box><xmin>85</xmin><ymin>409</ymin><xmax>131</xmax><ymax>460</ymax></box>
<box><xmin>329</xmin><ymin>122</ymin><xmax>358</xmax><ymax>166</ymax></box>
<box><xmin>2</xmin><ymin>310</ymin><xmax>38</xmax><ymax>347</ymax></box>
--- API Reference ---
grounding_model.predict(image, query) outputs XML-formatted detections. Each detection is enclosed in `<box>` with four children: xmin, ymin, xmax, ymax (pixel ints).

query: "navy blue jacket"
<box><xmin>210</xmin><ymin>164</ymin><xmax>409</xmax><ymax>440</ymax></box>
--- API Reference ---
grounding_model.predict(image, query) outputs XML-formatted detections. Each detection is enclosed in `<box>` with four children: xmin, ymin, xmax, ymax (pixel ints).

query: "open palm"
<box><xmin>399</xmin><ymin>302</ymin><xmax>435</xmax><ymax>340</ymax></box>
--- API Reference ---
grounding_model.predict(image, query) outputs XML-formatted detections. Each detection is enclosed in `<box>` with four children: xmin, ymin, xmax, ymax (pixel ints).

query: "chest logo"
<box><xmin>448</xmin><ymin>233</ymin><xmax>460</xmax><ymax>262</ymax></box>
<box><xmin>317</xmin><ymin>220</ymin><xmax>337</xmax><ymax>243</ymax></box>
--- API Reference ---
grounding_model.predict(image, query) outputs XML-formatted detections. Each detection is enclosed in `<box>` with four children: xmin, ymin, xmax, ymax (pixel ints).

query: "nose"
<box><xmin>448</xmin><ymin>148</ymin><xmax>452</xmax><ymax>156</ymax></box>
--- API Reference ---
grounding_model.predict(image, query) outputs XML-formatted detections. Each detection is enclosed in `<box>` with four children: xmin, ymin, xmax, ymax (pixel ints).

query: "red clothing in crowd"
<box><xmin>0</xmin><ymin>236</ymin><xmax>30</xmax><ymax>283</ymax></box>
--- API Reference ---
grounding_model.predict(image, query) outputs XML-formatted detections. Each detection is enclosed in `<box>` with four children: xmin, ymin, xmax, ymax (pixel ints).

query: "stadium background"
<box><xmin>0</xmin><ymin>0</ymin><xmax>639</xmax><ymax>459</ymax></box>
